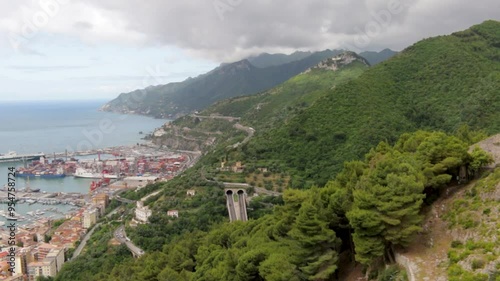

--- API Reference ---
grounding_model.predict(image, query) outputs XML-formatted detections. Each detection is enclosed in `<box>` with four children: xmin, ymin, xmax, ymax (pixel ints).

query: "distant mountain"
<box><xmin>152</xmin><ymin>51</ymin><xmax>370</xmax><ymax>152</ymax></box>
<box><xmin>101</xmin><ymin>49</ymin><xmax>346</xmax><ymax>118</ymax></box>
<box><xmin>359</xmin><ymin>48</ymin><xmax>398</xmax><ymax>65</ymax></box>
<box><xmin>246</xmin><ymin>51</ymin><xmax>314</xmax><ymax>68</ymax></box>
<box><xmin>238</xmin><ymin>20</ymin><xmax>500</xmax><ymax>187</ymax></box>
<box><xmin>247</xmin><ymin>49</ymin><xmax>397</xmax><ymax>68</ymax></box>
<box><xmin>202</xmin><ymin>51</ymin><xmax>370</xmax><ymax>129</ymax></box>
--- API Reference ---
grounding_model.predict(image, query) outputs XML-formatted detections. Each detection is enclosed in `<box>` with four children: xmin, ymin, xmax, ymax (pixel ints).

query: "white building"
<box><xmin>25</xmin><ymin>245</ymin><xmax>65</xmax><ymax>280</ymax></box>
<box><xmin>167</xmin><ymin>210</ymin><xmax>179</xmax><ymax>218</ymax></box>
<box><xmin>83</xmin><ymin>208</ymin><xmax>99</xmax><ymax>228</ymax></box>
<box><xmin>186</xmin><ymin>190</ymin><xmax>196</xmax><ymax>196</ymax></box>
<box><xmin>27</xmin><ymin>259</ymin><xmax>57</xmax><ymax>279</ymax></box>
<box><xmin>135</xmin><ymin>201</ymin><xmax>152</xmax><ymax>223</ymax></box>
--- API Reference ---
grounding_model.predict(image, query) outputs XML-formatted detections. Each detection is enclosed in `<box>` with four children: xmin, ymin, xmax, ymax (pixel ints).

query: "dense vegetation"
<box><xmin>444</xmin><ymin>168</ymin><xmax>500</xmax><ymax>281</ymax></box>
<box><xmin>102</xmin><ymin>50</ymin><xmax>348</xmax><ymax>118</ymax></box>
<box><xmin>235</xmin><ymin>20</ymin><xmax>500</xmax><ymax>187</ymax></box>
<box><xmin>203</xmin><ymin>55</ymin><xmax>369</xmax><ymax>130</ymax></box>
<box><xmin>103</xmin><ymin>48</ymin><xmax>396</xmax><ymax>118</ymax></box>
<box><xmin>55</xmin><ymin>130</ymin><xmax>493</xmax><ymax>280</ymax></box>
<box><xmin>56</xmin><ymin>21</ymin><xmax>500</xmax><ymax>280</ymax></box>
<box><xmin>152</xmin><ymin>52</ymin><xmax>368</xmax><ymax>153</ymax></box>
<box><xmin>55</xmin><ymin>223</ymin><xmax>134</xmax><ymax>281</ymax></box>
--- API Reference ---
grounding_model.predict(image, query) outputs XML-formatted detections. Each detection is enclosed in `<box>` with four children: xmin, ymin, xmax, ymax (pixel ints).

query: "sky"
<box><xmin>0</xmin><ymin>0</ymin><xmax>498</xmax><ymax>101</ymax></box>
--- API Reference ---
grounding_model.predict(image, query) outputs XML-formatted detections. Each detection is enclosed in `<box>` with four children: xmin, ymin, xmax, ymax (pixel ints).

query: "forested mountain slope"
<box><xmin>101</xmin><ymin>48</ymin><xmax>397</xmax><ymax>118</ymax></box>
<box><xmin>200</xmin><ymin>51</ymin><xmax>370</xmax><ymax>130</ymax></box>
<box><xmin>54</xmin><ymin>20</ymin><xmax>500</xmax><ymax>281</ymax></box>
<box><xmin>100</xmin><ymin>50</ymin><xmax>346</xmax><ymax>118</ymax></box>
<box><xmin>238</xmin><ymin>20</ymin><xmax>500</xmax><ymax>187</ymax></box>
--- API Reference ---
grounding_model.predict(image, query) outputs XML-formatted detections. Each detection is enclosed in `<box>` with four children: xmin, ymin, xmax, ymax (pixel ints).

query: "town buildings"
<box><xmin>83</xmin><ymin>208</ymin><xmax>99</xmax><ymax>229</ymax></box>
<box><xmin>135</xmin><ymin>201</ymin><xmax>152</xmax><ymax>223</ymax></box>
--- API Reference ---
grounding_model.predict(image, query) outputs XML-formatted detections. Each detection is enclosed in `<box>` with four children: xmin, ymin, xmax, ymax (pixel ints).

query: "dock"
<box><xmin>0</xmin><ymin>190</ymin><xmax>85</xmax><ymax>206</ymax></box>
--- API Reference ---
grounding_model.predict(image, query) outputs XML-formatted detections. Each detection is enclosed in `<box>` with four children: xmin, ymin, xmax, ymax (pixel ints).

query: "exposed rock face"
<box><xmin>303</xmin><ymin>51</ymin><xmax>370</xmax><ymax>73</ymax></box>
<box><xmin>471</xmin><ymin>134</ymin><xmax>500</xmax><ymax>168</ymax></box>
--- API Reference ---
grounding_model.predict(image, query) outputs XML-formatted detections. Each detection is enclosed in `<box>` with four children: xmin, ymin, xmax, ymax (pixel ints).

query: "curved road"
<box><xmin>114</xmin><ymin>225</ymin><xmax>145</xmax><ymax>257</ymax></box>
<box><xmin>189</xmin><ymin>114</ymin><xmax>254</xmax><ymax>150</ymax></box>
<box><xmin>71</xmin><ymin>206</ymin><xmax>122</xmax><ymax>260</ymax></box>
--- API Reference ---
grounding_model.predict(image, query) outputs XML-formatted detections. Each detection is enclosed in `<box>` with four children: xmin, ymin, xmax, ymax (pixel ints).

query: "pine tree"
<box><xmin>289</xmin><ymin>201</ymin><xmax>340</xmax><ymax>280</ymax></box>
<box><xmin>347</xmin><ymin>150</ymin><xmax>425</xmax><ymax>265</ymax></box>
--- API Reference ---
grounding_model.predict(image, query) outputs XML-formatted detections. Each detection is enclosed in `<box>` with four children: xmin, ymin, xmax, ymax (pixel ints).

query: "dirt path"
<box><xmin>398</xmin><ymin>185</ymin><xmax>472</xmax><ymax>281</ymax></box>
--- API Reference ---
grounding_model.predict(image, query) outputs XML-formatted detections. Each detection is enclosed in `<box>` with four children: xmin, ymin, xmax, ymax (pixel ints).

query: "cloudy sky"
<box><xmin>0</xmin><ymin>0</ymin><xmax>498</xmax><ymax>101</ymax></box>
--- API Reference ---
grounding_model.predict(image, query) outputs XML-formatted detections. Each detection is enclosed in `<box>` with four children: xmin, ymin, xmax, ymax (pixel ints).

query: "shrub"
<box><xmin>378</xmin><ymin>265</ymin><xmax>404</xmax><ymax>281</ymax></box>
<box><xmin>471</xmin><ymin>259</ymin><xmax>486</xmax><ymax>270</ymax></box>
<box><xmin>451</xmin><ymin>240</ymin><xmax>463</xmax><ymax>248</ymax></box>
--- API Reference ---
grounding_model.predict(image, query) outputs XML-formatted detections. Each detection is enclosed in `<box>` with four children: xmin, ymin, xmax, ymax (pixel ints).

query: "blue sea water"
<box><xmin>0</xmin><ymin>99</ymin><xmax>166</xmax><ymax>154</ymax></box>
<box><xmin>0</xmin><ymin>99</ymin><xmax>167</xmax><ymax>194</ymax></box>
<box><xmin>0</xmin><ymin>99</ymin><xmax>167</xmax><ymax>223</ymax></box>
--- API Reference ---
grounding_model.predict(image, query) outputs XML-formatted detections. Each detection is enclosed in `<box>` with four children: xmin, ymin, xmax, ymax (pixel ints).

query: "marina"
<box><xmin>13</xmin><ymin>144</ymin><xmax>187</xmax><ymax>180</ymax></box>
<box><xmin>0</xmin><ymin>144</ymin><xmax>195</xmax><ymax>226</ymax></box>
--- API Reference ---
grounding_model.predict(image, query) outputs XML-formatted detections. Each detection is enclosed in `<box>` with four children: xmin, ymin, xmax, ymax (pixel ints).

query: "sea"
<box><xmin>0</xmin><ymin>99</ymin><xmax>167</xmax><ymax>224</ymax></box>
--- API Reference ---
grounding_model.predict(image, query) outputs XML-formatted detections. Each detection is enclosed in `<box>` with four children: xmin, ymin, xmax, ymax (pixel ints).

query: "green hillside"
<box><xmin>150</xmin><ymin>51</ymin><xmax>369</xmax><ymax>156</ymax></box>
<box><xmin>54</xmin><ymin>20</ymin><xmax>500</xmax><ymax>281</ymax></box>
<box><xmin>238</xmin><ymin>20</ymin><xmax>500</xmax><ymax>187</ymax></box>
<box><xmin>100</xmin><ymin>50</ymin><xmax>346</xmax><ymax>118</ymax></box>
<box><xmin>203</xmin><ymin>52</ymin><xmax>369</xmax><ymax>130</ymax></box>
<box><xmin>55</xmin><ymin>130</ymin><xmax>494</xmax><ymax>281</ymax></box>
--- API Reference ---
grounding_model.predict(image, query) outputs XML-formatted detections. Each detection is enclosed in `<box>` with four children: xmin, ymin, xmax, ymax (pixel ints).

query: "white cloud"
<box><xmin>0</xmin><ymin>0</ymin><xmax>498</xmax><ymax>60</ymax></box>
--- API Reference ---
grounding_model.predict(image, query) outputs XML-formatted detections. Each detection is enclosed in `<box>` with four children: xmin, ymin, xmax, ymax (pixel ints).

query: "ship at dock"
<box><xmin>73</xmin><ymin>168</ymin><xmax>118</xmax><ymax>179</ymax></box>
<box><xmin>0</xmin><ymin>151</ymin><xmax>45</xmax><ymax>163</ymax></box>
<box><xmin>16</xmin><ymin>168</ymin><xmax>66</xmax><ymax>179</ymax></box>
<box><xmin>15</xmin><ymin>157</ymin><xmax>66</xmax><ymax>179</ymax></box>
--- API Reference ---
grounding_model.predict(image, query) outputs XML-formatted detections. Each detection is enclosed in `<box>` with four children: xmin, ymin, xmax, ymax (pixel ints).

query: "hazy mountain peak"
<box><xmin>247</xmin><ymin>51</ymin><xmax>314</xmax><ymax>68</ymax></box>
<box><xmin>304</xmin><ymin>51</ymin><xmax>370</xmax><ymax>73</ymax></box>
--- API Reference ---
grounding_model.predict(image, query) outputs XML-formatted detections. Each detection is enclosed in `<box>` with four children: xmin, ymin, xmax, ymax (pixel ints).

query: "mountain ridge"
<box><xmin>54</xmin><ymin>20</ymin><xmax>500</xmax><ymax>281</ymax></box>
<box><xmin>100</xmin><ymin>49</ymin><xmax>395</xmax><ymax>118</ymax></box>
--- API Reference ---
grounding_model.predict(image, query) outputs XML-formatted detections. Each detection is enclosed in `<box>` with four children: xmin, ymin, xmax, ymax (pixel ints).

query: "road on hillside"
<box><xmin>226</xmin><ymin>191</ymin><xmax>237</xmax><ymax>222</ymax></box>
<box><xmin>71</xmin><ymin>222</ymin><xmax>101</xmax><ymax>260</ymax></box>
<box><xmin>71</xmin><ymin>206</ymin><xmax>123</xmax><ymax>260</ymax></box>
<box><xmin>190</xmin><ymin>114</ymin><xmax>241</xmax><ymax>122</ymax></box>
<box><xmin>114</xmin><ymin>225</ymin><xmax>145</xmax><ymax>257</ymax></box>
<box><xmin>189</xmin><ymin>114</ymin><xmax>254</xmax><ymax>150</ymax></box>
<box><xmin>237</xmin><ymin>191</ymin><xmax>248</xmax><ymax>221</ymax></box>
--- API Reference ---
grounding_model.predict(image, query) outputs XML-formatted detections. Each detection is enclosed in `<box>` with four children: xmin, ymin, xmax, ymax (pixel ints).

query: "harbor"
<box><xmin>0</xmin><ymin>189</ymin><xmax>85</xmax><ymax>224</ymax></box>
<box><xmin>0</xmin><ymin>143</ymin><xmax>198</xmax><ymax>228</ymax></box>
<box><xmin>0</xmin><ymin>190</ymin><xmax>85</xmax><ymax>206</ymax></box>
<box><xmin>14</xmin><ymin>143</ymin><xmax>188</xmax><ymax>181</ymax></box>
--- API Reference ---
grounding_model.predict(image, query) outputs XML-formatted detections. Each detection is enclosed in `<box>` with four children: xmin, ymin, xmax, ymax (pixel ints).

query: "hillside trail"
<box><xmin>396</xmin><ymin>134</ymin><xmax>500</xmax><ymax>281</ymax></box>
<box><xmin>396</xmin><ymin>190</ymin><xmax>459</xmax><ymax>281</ymax></box>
